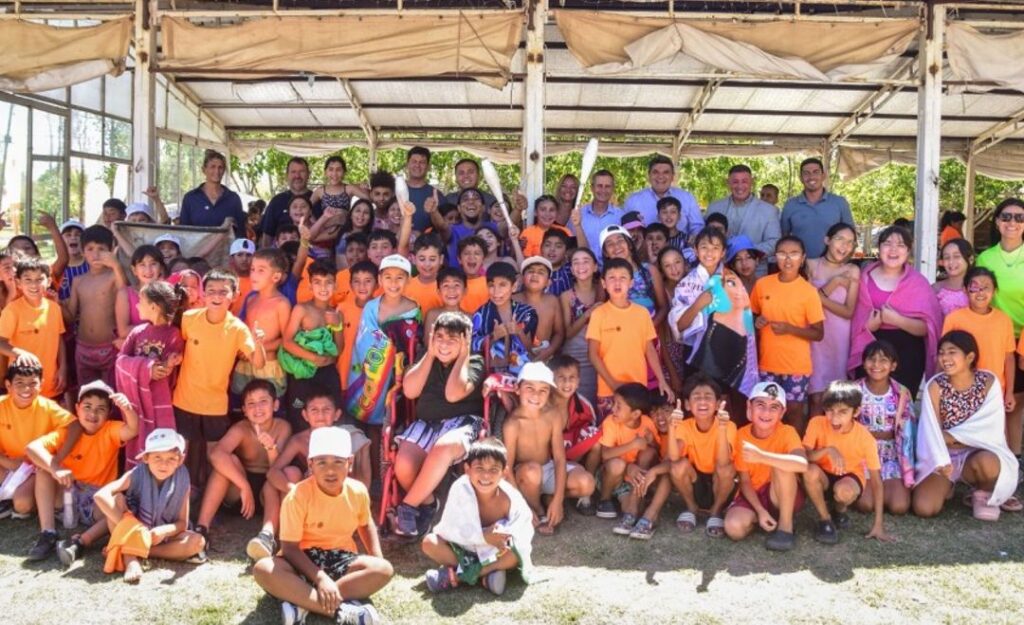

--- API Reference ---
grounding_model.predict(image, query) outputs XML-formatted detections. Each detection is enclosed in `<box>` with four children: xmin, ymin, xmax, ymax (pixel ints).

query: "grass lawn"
<box><xmin>2</xmin><ymin>486</ymin><xmax>1022</xmax><ymax>625</ymax></box>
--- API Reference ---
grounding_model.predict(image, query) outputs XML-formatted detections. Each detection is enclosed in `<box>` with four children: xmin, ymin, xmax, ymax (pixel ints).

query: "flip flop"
<box><xmin>972</xmin><ymin>490</ymin><xmax>1001</xmax><ymax>522</ymax></box>
<box><xmin>676</xmin><ymin>511</ymin><xmax>696</xmax><ymax>533</ymax></box>
<box><xmin>1000</xmin><ymin>495</ymin><xmax>1023</xmax><ymax>513</ymax></box>
<box><xmin>705</xmin><ymin>515</ymin><xmax>725</xmax><ymax>538</ymax></box>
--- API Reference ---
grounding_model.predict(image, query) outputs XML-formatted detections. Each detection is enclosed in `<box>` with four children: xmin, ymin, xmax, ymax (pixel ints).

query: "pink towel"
<box><xmin>847</xmin><ymin>262</ymin><xmax>943</xmax><ymax>379</ymax></box>
<box><xmin>116</xmin><ymin>355</ymin><xmax>176</xmax><ymax>468</ymax></box>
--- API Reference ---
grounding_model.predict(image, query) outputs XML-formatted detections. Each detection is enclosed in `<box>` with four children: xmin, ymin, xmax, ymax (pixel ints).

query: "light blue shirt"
<box><xmin>780</xmin><ymin>190</ymin><xmax>854</xmax><ymax>258</ymax></box>
<box><xmin>624</xmin><ymin>187</ymin><xmax>704</xmax><ymax>237</ymax></box>
<box><xmin>705</xmin><ymin>195</ymin><xmax>781</xmax><ymax>257</ymax></box>
<box><xmin>569</xmin><ymin>203</ymin><xmax>623</xmax><ymax>259</ymax></box>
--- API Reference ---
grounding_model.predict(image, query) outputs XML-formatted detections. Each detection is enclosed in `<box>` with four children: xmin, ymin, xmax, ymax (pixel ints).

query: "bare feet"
<box><xmin>123</xmin><ymin>556</ymin><xmax>143</xmax><ymax>585</ymax></box>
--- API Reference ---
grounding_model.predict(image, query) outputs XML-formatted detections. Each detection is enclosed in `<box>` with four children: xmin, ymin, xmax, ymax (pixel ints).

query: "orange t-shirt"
<box><xmin>599</xmin><ymin>414</ymin><xmax>660</xmax><ymax>464</ymax></box>
<box><xmin>519</xmin><ymin>224</ymin><xmax>572</xmax><ymax>258</ymax></box>
<box><xmin>673</xmin><ymin>418</ymin><xmax>738</xmax><ymax>475</ymax></box>
<box><xmin>173</xmin><ymin>309</ymin><xmax>255</xmax><ymax>416</ymax></box>
<box><xmin>940</xmin><ymin>225</ymin><xmax>962</xmax><ymax>248</ymax></box>
<box><xmin>0</xmin><ymin>297</ymin><xmax>66</xmax><ymax>398</ymax></box>
<box><xmin>802</xmin><ymin>416</ymin><xmax>881</xmax><ymax>486</ymax></box>
<box><xmin>733</xmin><ymin>423</ymin><xmax>803</xmax><ymax>490</ymax></box>
<box><xmin>942</xmin><ymin>307</ymin><xmax>1016</xmax><ymax>391</ymax></box>
<box><xmin>39</xmin><ymin>420</ymin><xmax>123</xmax><ymax>487</ymax></box>
<box><xmin>750</xmin><ymin>274</ymin><xmax>825</xmax><ymax>376</ymax></box>
<box><xmin>231</xmin><ymin>275</ymin><xmax>252</xmax><ymax>317</ymax></box>
<box><xmin>337</xmin><ymin>298</ymin><xmax>365</xmax><ymax>390</ymax></box>
<box><xmin>404</xmin><ymin>277</ymin><xmax>442</xmax><ymax>315</ymax></box>
<box><xmin>330</xmin><ymin>269</ymin><xmax>382</xmax><ymax>307</ymax></box>
<box><xmin>585</xmin><ymin>302</ymin><xmax>657</xmax><ymax>398</ymax></box>
<box><xmin>460</xmin><ymin>276</ymin><xmax>489</xmax><ymax>315</ymax></box>
<box><xmin>279</xmin><ymin>476</ymin><xmax>369</xmax><ymax>552</ymax></box>
<box><xmin>0</xmin><ymin>396</ymin><xmax>73</xmax><ymax>460</ymax></box>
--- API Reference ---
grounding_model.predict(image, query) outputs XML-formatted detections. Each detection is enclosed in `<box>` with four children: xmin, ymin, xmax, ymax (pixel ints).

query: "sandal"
<box><xmin>676</xmin><ymin>511</ymin><xmax>697</xmax><ymax>533</ymax></box>
<box><xmin>1000</xmin><ymin>495</ymin><xmax>1023</xmax><ymax>513</ymax></box>
<box><xmin>705</xmin><ymin>515</ymin><xmax>725</xmax><ymax>538</ymax></box>
<box><xmin>972</xmin><ymin>490</ymin><xmax>1001</xmax><ymax>522</ymax></box>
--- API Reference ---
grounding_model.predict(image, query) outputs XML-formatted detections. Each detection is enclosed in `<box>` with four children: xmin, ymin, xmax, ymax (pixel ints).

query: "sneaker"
<box><xmin>247</xmin><ymin>530</ymin><xmax>277</xmax><ymax>561</ymax></box>
<box><xmin>832</xmin><ymin>511</ymin><xmax>851</xmax><ymax>531</ymax></box>
<box><xmin>185</xmin><ymin>550</ymin><xmax>209</xmax><ymax>565</ymax></box>
<box><xmin>0</xmin><ymin>500</ymin><xmax>12</xmax><ymax>519</ymax></box>
<box><xmin>27</xmin><ymin>530</ymin><xmax>59</xmax><ymax>561</ymax></box>
<box><xmin>765</xmin><ymin>529</ymin><xmax>796</xmax><ymax>552</ymax></box>
<box><xmin>393</xmin><ymin>503</ymin><xmax>419</xmax><ymax>537</ymax></box>
<box><xmin>425</xmin><ymin>565</ymin><xmax>458</xmax><ymax>593</ymax></box>
<box><xmin>335</xmin><ymin>600</ymin><xmax>380</xmax><ymax>625</ymax></box>
<box><xmin>629</xmin><ymin>517</ymin><xmax>655</xmax><ymax>540</ymax></box>
<box><xmin>575</xmin><ymin>497</ymin><xmax>596</xmax><ymax>516</ymax></box>
<box><xmin>416</xmin><ymin>499</ymin><xmax>439</xmax><ymax>535</ymax></box>
<box><xmin>482</xmin><ymin>569</ymin><xmax>507</xmax><ymax>596</ymax></box>
<box><xmin>814</xmin><ymin>520</ymin><xmax>839</xmax><ymax>545</ymax></box>
<box><xmin>612</xmin><ymin>513</ymin><xmax>637</xmax><ymax>536</ymax></box>
<box><xmin>57</xmin><ymin>537</ymin><xmax>83</xmax><ymax>568</ymax></box>
<box><xmin>281</xmin><ymin>600</ymin><xmax>308</xmax><ymax>625</ymax></box>
<box><xmin>595</xmin><ymin>500</ymin><xmax>618</xmax><ymax>519</ymax></box>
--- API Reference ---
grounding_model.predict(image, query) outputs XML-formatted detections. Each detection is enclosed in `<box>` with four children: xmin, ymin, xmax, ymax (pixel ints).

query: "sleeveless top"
<box><xmin>629</xmin><ymin>264</ymin><xmax>657</xmax><ymax>317</ymax></box>
<box><xmin>321</xmin><ymin>189</ymin><xmax>351</xmax><ymax>212</ymax></box>
<box><xmin>937</xmin><ymin>370</ymin><xmax>988</xmax><ymax>430</ymax></box>
<box><xmin>936</xmin><ymin>287</ymin><xmax>969</xmax><ymax>317</ymax></box>
<box><xmin>568</xmin><ymin>287</ymin><xmax>589</xmax><ymax>324</ymax></box>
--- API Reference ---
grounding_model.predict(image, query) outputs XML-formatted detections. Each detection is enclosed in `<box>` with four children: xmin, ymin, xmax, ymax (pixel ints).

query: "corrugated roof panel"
<box><xmin>713</xmin><ymin>86</ymin><xmax>870</xmax><ymax>113</ymax></box>
<box><xmin>623</xmin><ymin>112</ymin><xmax>686</xmax><ymax>131</ymax></box>
<box><xmin>696</xmin><ymin>112</ymin><xmax>836</xmax><ymax>136</ymax></box>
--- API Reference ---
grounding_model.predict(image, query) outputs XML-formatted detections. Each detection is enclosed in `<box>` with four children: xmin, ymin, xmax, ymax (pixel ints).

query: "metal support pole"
<box><xmin>368</xmin><ymin>141</ymin><xmax>378</xmax><ymax>174</ymax></box>
<box><xmin>521</xmin><ymin>0</ymin><xmax>546</xmax><ymax>225</ymax></box>
<box><xmin>963</xmin><ymin>152</ymin><xmax>977</xmax><ymax>245</ymax></box>
<box><xmin>913</xmin><ymin>2</ymin><xmax>943</xmax><ymax>280</ymax></box>
<box><xmin>131</xmin><ymin>0</ymin><xmax>156</xmax><ymax>202</ymax></box>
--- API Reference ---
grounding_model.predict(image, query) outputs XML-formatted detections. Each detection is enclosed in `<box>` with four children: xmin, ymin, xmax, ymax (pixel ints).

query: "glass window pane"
<box><xmin>158</xmin><ymin>139</ymin><xmax>179</xmax><ymax>207</ymax></box>
<box><xmin>31</xmin><ymin>110</ymin><xmax>66</xmax><ymax>157</ymax></box>
<box><xmin>104</xmin><ymin>118</ymin><xmax>131</xmax><ymax>160</ymax></box>
<box><xmin>105</xmin><ymin>72</ymin><xmax>132</xmax><ymax>119</ymax></box>
<box><xmin>30</xmin><ymin>160</ymin><xmax>64</xmax><ymax>235</ymax></box>
<box><xmin>69</xmin><ymin>157</ymin><xmax>128</xmax><ymax>225</ymax></box>
<box><xmin>168</xmin><ymin>96</ymin><xmax>197</xmax><ymax>135</ymax></box>
<box><xmin>71</xmin><ymin>110</ymin><xmax>103</xmax><ymax>155</ymax></box>
<box><xmin>0</xmin><ymin>102</ymin><xmax>29</xmax><ymax>238</ymax></box>
<box><xmin>71</xmin><ymin>77</ymin><xmax>103</xmax><ymax>110</ymax></box>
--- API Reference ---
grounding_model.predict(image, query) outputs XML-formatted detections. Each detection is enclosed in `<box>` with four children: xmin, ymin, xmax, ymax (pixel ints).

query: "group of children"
<box><xmin>0</xmin><ymin>166</ymin><xmax>1021</xmax><ymax>625</ymax></box>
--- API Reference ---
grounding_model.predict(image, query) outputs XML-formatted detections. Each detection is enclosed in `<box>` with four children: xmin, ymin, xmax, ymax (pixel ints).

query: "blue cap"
<box><xmin>726</xmin><ymin>235</ymin><xmax>764</xmax><ymax>264</ymax></box>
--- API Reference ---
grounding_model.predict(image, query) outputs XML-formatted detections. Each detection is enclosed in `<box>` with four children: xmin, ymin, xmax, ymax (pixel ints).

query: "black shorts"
<box><xmin>1014</xmin><ymin>365</ymin><xmax>1024</xmax><ymax>395</ymax></box>
<box><xmin>825</xmin><ymin>472</ymin><xmax>863</xmax><ymax>501</ymax></box>
<box><xmin>693</xmin><ymin>470</ymin><xmax>737</xmax><ymax>510</ymax></box>
<box><xmin>174</xmin><ymin>407</ymin><xmax>230</xmax><ymax>443</ymax></box>
<box><xmin>303</xmin><ymin>548</ymin><xmax>358</xmax><ymax>581</ymax></box>
<box><xmin>246</xmin><ymin>471</ymin><xmax>267</xmax><ymax>510</ymax></box>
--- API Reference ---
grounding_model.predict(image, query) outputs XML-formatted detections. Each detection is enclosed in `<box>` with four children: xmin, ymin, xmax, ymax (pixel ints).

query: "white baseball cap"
<box><xmin>599</xmin><ymin>224</ymin><xmax>629</xmax><ymax>250</ymax></box>
<box><xmin>230</xmin><ymin>238</ymin><xmax>256</xmax><ymax>256</ymax></box>
<box><xmin>517</xmin><ymin>361</ymin><xmax>555</xmax><ymax>387</ymax></box>
<box><xmin>520</xmin><ymin>256</ymin><xmax>553</xmax><ymax>274</ymax></box>
<box><xmin>78</xmin><ymin>379</ymin><xmax>114</xmax><ymax>401</ymax></box>
<box><xmin>749</xmin><ymin>381</ymin><xmax>787</xmax><ymax>409</ymax></box>
<box><xmin>154</xmin><ymin>234</ymin><xmax>183</xmax><ymax>250</ymax></box>
<box><xmin>60</xmin><ymin>219</ymin><xmax>85</xmax><ymax>233</ymax></box>
<box><xmin>308</xmin><ymin>426</ymin><xmax>353</xmax><ymax>459</ymax></box>
<box><xmin>126</xmin><ymin>202</ymin><xmax>155</xmax><ymax>220</ymax></box>
<box><xmin>135</xmin><ymin>428</ymin><xmax>186</xmax><ymax>459</ymax></box>
<box><xmin>378</xmin><ymin>254</ymin><xmax>411</xmax><ymax>275</ymax></box>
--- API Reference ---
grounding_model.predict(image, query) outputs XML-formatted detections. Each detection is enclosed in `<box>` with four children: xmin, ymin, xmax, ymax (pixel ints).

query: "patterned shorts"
<box><xmin>72</xmin><ymin>481</ymin><xmax>101</xmax><ymax>526</ymax></box>
<box><xmin>303</xmin><ymin>548</ymin><xmax>358</xmax><ymax>581</ymax></box>
<box><xmin>759</xmin><ymin>372</ymin><xmax>810</xmax><ymax>404</ymax></box>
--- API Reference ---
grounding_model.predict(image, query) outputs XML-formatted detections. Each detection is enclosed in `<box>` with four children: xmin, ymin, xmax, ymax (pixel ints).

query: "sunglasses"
<box><xmin>998</xmin><ymin>212</ymin><xmax>1024</xmax><ymax>224</ymax></box>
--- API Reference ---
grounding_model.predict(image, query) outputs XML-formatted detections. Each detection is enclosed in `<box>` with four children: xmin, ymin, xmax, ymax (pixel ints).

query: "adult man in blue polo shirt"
<box><xmin>257</xmin><ymin>156</ymin><xmax>319</xmax><ymax>248</ymax></box>
<box><xmin>624</xmin><ymin>155</ymin><xmax>704</xmax><ymax>238</ymax></box>
<box><xmin>406</xmin><ymin>146</ymin><xmax>442</xmax><ymax>232</ymax></box>
<box><xmin>780</xmin><ymin>157</ymin><xmax>854</xmax><ymax>258</ymax></box>
<box><xmin>569</xmin><ymin>170</ymin><xmax>623</xmax><ymax>258</ymax></box>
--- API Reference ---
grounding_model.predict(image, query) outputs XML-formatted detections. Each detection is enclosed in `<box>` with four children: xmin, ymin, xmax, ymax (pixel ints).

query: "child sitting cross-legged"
<box><xmin>503</xmin><ymin>361</ymin><xmax>596</xmax><ymax>535</ymax></box>
<box><xmin>723</xmin><ymin>381</ymin><xmax>808</xmax><ymax>552</ymax></box>
<box><xmin>421</xmin><ymin>437</ymin><xmax>535</xmax><ymax>596</ymax></box>
<box><xmin>194</xmin><ymin>379</ymin><xmax>292</xmax><ymax>561</ymax></box>
<box><xmin>802</xmin><ymin>380</ymin><xmax>894</xmax><ymax>545</ymax></box>
<box><xmin>93</xmin><ymin>429</ymin><xmax>206</xmax><ymax>584</ymax></box>
<box><xmin>26</xmin><ymin>381</ymin><xmax>140</xmax><ymax>566</ymax></box>
<box><xmin>253</xmin><ymin>426</ymin><xmax>392</xmax><ymax>625</ymax></box>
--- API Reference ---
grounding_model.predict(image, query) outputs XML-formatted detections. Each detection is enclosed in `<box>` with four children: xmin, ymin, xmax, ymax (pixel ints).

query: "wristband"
<box><xmin>326</xmin><ymin>322</ymin><xmax>343</xmax><ymax>333</ymax></box>
<box><xmin>299</xmin><ymin>239</ymin><xmax>310</xmax><ymax>248</ymax></box>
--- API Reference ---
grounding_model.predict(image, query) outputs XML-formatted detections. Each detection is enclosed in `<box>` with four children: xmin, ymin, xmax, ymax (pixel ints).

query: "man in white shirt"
<box><xmin>624</xmin><ymin>155</ymin><xmax>703</xmax><ymax>237</ymax></box>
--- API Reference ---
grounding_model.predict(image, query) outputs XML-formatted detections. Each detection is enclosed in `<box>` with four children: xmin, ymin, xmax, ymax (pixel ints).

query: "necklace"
<box><xmin>999</xmin><ymin>242</ymin><xmax>1024</xmax><ymax>268</ymax></box>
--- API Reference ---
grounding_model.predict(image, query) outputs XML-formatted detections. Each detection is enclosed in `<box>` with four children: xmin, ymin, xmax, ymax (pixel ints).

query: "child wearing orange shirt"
<box><xmin>519</xmin><ymin>195</ymin><xmax>572</xmax><ymax>257</ymax></box>
<box><xmin>26</xmin><ymin>380</ymin><xmax>140</xmax><ymax>565</ymax></box>
<box><xmin>403</xmin><ymin>234</ymin><xmax>445</xmax><ymax>315</ymax></box>
<box><xmin>458</xmin><ymin>236</ymin><xmax>490</xmax><ymax>315</ymax></box>
<box><xmin>802</xmin><ymin>380</ymin><xmax>892</xmax><ymax>545</ymax></box>
<box><xmin>724</xmin><ymin>381</ymin><xmax>808</xmax><ymax>552</ymax></box>
<box><xmin>587</xmin><ymin>258</ymin><xmax>673</xmax><ymax>422</ymax></box>
<box><xmin>0</xmin><ymin>362</ymin><xmax>74</xmax><ymax>550</ymax></box>
<box><xmin>751</xmin><ymin>236</ymin><xmax>825</xmax><ymax>433</ymax></box>
<box><xmin>252</xmin><ymin>427</ymin><xmax>392</xmax><ymax>625</ymax></box>
<box><xmin>331</xmin><ymin>233</ymin><xmax>368</xmax><ymax>306</ymax></box>
<box><xmin>0</xmin><ymin>257</ymin><xmax>67</xmax><ymax>400</ymax></box>
<box><xmin>173</xmin><ymin>270</ymin><xmax>266</xmax><ymax>493</ymax></box>
<box><xmin>336</xmin><ymin>261</ymin><xmax>378</xmax><ymax>392</ymax></box>
<box><xmin>594</xmin><ymin>383</ymin><xmax>661</xmax><ymax>535</ymax></box>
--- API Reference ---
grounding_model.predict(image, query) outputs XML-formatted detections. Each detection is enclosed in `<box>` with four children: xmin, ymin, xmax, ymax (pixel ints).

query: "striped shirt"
<box><xmin>59</xmin><ymin>262</ymin><xmax>90</xmax><ymax>301</ymax></box>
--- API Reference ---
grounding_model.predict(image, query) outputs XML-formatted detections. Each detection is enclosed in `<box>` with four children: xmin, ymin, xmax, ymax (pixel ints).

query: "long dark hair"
<box><xmin>140</xmin><ymin>280</ymin><xmax>189</xmax><ymax>327</ymax></box>
<box><xmin>344</xmin><ymin>198</ymin><xmax>375</xmax><ymax>236</ymax></box>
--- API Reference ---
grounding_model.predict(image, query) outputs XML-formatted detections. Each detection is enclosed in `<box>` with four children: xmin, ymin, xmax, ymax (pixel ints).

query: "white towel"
<box><xmin>668</xmin><ymin>264</ymin><xmax>712</xmax><ymax>344</ymax></box>
<box><xmin>0</xmin><ymin>462</ymin><xmax>34</xmax><ymax>501</ymax></box>
<box><xmin>433</xmin><ymin>475</ymin><xmax>535</xmax><ymax>580</ymax></box>
<box><xmin>915</xmin><ymin>371</ymin><xmax>1020</xmax><ymax>506</ymax></box>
